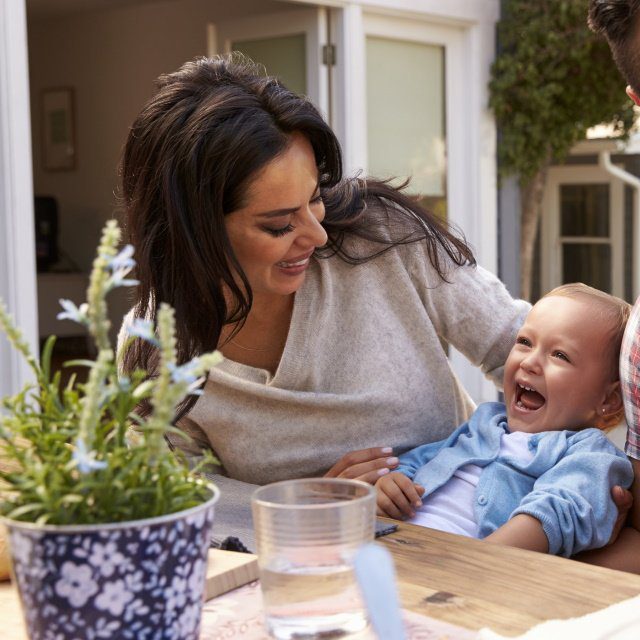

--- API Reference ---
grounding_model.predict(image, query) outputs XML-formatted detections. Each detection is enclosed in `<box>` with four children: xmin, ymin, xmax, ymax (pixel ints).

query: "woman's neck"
<box><xmin>218</xmin><ymin>292</ymin><xmax>295</xmax><ymax>373</ymax></box>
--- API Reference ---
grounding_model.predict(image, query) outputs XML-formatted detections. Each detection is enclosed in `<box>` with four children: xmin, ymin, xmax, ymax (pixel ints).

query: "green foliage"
<box><xmin>0</xmin><ymin>221</ymin><xmax>221</xmax><ymax>525</ymax></box>
<box><xmin>490</xmin><ymin>0</ymin><xmax>636</xmax><ymax>181</ymax></box>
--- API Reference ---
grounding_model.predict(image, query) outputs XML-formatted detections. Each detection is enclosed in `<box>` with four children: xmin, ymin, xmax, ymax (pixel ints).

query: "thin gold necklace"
<box><xmin>227</xmin><ymin>336</ymin><xmax>280</xmax><ymax>352</ymax></box>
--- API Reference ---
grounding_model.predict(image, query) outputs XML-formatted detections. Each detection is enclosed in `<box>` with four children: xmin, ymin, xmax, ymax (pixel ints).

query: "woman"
<box><xmin>120</xmin><ymin>55</ymin><xmax>529</xmax><ymax>492</ymax></box>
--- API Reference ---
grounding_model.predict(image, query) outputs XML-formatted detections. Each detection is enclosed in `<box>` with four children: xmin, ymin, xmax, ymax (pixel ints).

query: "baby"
<box><xmin>377</xmin><ymin>284</ymin><xmax>634</xmax><ymax>557</ymax></box>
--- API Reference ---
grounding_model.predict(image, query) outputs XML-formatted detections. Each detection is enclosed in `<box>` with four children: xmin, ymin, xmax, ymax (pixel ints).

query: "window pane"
<box><xmin>562</xmin><ymin>244</ymin><xmax>611</xmax><ymax>293</ymax></box>
<box><xmin>560</xmin><ymin>184</ymin><xmax>609</xmax><ymax>237</ymax></box>
<box><xmin>232</xmin><ymin>34</ymin><xmax>306</xmax><ymax>96</ymax></box>
<box><xmin>366</xmin><ymin>36</ymin><xmax>445</xmax><ymax>198</ymax></box>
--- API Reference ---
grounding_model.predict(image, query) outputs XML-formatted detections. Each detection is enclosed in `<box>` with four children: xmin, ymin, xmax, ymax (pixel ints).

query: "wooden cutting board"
<box><xmin>205</xmin><ymin>548</ymin><xmax>259</xmax><ymax>599</ymax></box>
<box><xmin>0</xmin><ymin>549</ymin><xmax>259</xmax><ymax>639</ymax></box>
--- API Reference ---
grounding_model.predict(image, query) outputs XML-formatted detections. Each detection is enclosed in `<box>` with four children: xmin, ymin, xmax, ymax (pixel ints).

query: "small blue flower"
<box><xmin>73</xmin><ymin>438</ymin><xmax>108</xmax><ymax>474</ymax></box>
<box><xmin>168</xmin><ymin>360</ymin><xmax>200</xmax><ymax>385</ymax></box>
<box><xmin>107</xmin><ymin>245</ymin><xmax>136</xmax><ymax>272</ymax></box>
<box><xmin>105</xmin><ymin>245</ymin><xmax>140</xmax><ymax>290</ymax></box>
<box><xmin>108</xmin><ymin>273</ymin><xmax>140</xmax><ymax>290</ymax></box>
<box><xmin>126</xmin><ymin>319</ymin><xmax>159</xmax><ymax>346</ymax></box>
<box><xmin>168</xmin><ymin>360</ymin><xmax>205</xmax><ymax>396</ymax></box>
<box><xmin>57</xmin><ymin>299</ymin><xmax>89</xmax><ymax>325</ymax></box>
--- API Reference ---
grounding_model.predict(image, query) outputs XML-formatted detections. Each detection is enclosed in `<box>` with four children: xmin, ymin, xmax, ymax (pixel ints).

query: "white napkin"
<box><xmin>477</xmin><ymin>594</ymin><xmax>640</xmax><ymax>640</ymax></box>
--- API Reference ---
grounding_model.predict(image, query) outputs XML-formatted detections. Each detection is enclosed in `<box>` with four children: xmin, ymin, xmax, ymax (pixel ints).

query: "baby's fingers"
<box><xmin>383</xmin><ymin>475</ymin><xmax>418</xmax><ymax>519</ymax></box>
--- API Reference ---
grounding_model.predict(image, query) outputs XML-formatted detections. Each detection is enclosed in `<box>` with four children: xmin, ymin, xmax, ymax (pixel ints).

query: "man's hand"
<box><xmin>609</xmin><ymin>485</ymin><xmax>633</xmax><ymax>544</ymax></box>
<box><xmin>376</xmin><ymin>471</ymin><xmax>424</xmax><ymax>520</ymax></box>
<box><xmin>324</xmin><ymin>447</ymin><xmax>399</xmax><ymax>484</ymax></box>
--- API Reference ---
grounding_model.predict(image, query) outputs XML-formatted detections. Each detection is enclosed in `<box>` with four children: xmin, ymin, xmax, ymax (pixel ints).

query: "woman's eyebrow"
<box><xmin>257</xmin><ymin>207</ymin><xmax>298</xmax><ymax>219</ymax></box>
<box><xmin>256</xmin><ymin>181</ymin><xmax>321</xmax><ymax>219</ymax></box>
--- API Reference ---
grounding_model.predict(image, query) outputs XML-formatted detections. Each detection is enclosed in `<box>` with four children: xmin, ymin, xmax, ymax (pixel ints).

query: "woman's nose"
<box><xmin>299</xmin><ymin>205</ymin><xmax>328</xmax><ymax>247</ymax></box>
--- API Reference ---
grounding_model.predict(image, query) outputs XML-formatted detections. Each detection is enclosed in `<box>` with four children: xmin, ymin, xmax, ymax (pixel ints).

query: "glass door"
<box><xmin>365</xmin><ymin>36</ymin><xmax>446</xmax><ymax>218</ymax></box>
<box><xmin>211</xmin><ymin>7</ymin><xmax>328</xmax><ymax>116</ymax></box>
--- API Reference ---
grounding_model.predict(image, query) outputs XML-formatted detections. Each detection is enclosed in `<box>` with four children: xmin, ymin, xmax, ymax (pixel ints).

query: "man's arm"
<box><xmin>490</xmin><ymin>431</ymin><xmax>633</xmax><ymax>557</ymax></box>
<box><xmin>575</xmin><ymin>458</ymin><xmax>640</xmax><ymax>573</ymax></box>
<box><xmin>630</xmin><ymin>457</ymin><xmax>640</xmax><ymax>530</ymax></box>
<box><xmin>484</xmin><ymin>513</ymin><xmax>549</xmax><ymax>552</ymax></box>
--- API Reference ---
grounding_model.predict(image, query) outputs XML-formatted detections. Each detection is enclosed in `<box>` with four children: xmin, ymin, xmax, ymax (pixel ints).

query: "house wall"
<box><xmin>29</xmin><ymin>0</ymin><xmax>265</xmax><ymax>271</ymax></box>
<box><xmin>27</xmin><ymin>0</ymin><xmax>289</xmax><ymax>339</ymax></box>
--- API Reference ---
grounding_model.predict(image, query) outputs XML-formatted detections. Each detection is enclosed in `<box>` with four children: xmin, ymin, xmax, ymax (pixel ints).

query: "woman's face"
<box><xmin>225</xmin><ymin>133</ymin><xmax>327</xmax><ymax>299</ymax></box>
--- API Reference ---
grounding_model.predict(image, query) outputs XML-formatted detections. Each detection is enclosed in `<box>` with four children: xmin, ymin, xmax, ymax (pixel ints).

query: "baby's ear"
<box><xmin>598</xmin><ymin>381</ymin><xmax>624</xmax><ymax>429</ymax></box>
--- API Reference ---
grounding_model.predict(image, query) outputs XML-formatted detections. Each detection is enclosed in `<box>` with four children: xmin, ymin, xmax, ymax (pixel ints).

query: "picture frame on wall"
<box><xmin>42</xmin><ymin>87</ymin><xmax>76</xmax><ymax>171</ymax></box>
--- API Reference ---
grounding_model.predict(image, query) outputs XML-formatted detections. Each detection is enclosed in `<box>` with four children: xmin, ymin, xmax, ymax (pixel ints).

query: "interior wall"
<box><xmin>27</xmin><ymin>0</ymin><xmax>290</xmax><ymax>341</ymax></box>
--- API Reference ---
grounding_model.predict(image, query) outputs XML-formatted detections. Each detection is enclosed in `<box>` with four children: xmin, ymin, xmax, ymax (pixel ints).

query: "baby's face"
<box><xmin>503</xmin><ymin>296</ymin><xmax>613</xmax><ymax>434</ymax></box>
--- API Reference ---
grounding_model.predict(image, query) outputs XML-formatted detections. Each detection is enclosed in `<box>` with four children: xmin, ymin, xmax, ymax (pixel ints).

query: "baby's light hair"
<box><xmin>542</xmin><ymin>283</ymin><xmax>631</xmax><ymax>428</ymax></box>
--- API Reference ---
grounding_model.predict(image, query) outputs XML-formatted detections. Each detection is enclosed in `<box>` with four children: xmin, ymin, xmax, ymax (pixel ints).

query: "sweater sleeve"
<box><xmin>510</xmin><ymin>430</ymin><xmax>633</xmax><ymax>557</ymax></box>
<box><xmin>405</xmin><ymin>245</ymin><xmax>530</xmax><ymax>388</ymax></box>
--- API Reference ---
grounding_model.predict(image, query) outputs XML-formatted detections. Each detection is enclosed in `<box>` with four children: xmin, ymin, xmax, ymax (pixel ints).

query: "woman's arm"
<box><xmin>406</xmin><ymin>247</ymin><xmax>530</xmax><ymax>388</ymax></box>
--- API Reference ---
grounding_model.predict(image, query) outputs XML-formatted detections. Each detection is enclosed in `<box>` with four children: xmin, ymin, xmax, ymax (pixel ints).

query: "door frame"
<box><xmin>0</xmin><ymin>0</ymin><xmax>38</xmax><ymax>399</ymax></box>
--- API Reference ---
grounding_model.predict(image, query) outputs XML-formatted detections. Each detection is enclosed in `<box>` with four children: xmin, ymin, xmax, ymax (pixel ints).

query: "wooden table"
<box><xmin>380</xmin><ymin>521</ymin><xmax>640</xmax><ymax>636</ymax></box>
<box><xmin>2</xmin><ymin>523</ymin><xmax>640</xmax><ymax>638</ymax></box>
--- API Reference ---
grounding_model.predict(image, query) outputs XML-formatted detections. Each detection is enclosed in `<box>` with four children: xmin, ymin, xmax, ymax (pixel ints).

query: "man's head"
<box><xmin>589</xmin><ymin>0</ymin><xmax>640</xmax><ymax>103</ymax></box>
<box><xmin>503</xmin><ymin>284</ymin><xmax>631</xmax><ymax>434</ymax></box>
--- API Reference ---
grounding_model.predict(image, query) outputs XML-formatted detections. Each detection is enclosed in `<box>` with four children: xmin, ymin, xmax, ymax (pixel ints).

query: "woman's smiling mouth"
<box><xmin>275</xmin><ymin>250</ymin><xmax>314</xmax><ymax>275</ymax></box>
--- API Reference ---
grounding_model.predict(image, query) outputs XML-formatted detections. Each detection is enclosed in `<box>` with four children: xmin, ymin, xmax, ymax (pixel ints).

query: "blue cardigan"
<box><xmin>397</xmin><ymin>402</ymin><xmax>633</xmax><ymax>557</ymax></box>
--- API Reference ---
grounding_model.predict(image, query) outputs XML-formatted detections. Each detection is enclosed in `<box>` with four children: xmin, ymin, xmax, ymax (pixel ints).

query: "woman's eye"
<box><xmin>553</xmin><ymin>351</ymin><xmax>570</xmax><ymax>362</ymax></box>
<box><xmin>516</xmin><ymin>337</ymin><xmax>531</xmax><ymax>347</ymax></box>
<box><xmin>310</xmin><ymin>193</ymin><xmax>323</xmax><ymax>205</ymax></box>
<box><xmin>263</xmin><ymin>224</ymin><xmax>295</xmax><ymax>237</ymax></box>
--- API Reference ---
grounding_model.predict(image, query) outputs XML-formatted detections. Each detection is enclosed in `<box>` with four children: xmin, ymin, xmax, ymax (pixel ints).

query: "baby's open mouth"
<box><xmin>515</xmin><ymin>383</ymin><xmax>546</xmax><ymax>411</ymax></box>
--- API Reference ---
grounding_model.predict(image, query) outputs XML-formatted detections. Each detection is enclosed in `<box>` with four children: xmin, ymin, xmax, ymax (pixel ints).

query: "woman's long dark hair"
<box><xmin>120</xmin><ymin>55</ymin><xmax>475</xmax><ymax>420</ymax></box>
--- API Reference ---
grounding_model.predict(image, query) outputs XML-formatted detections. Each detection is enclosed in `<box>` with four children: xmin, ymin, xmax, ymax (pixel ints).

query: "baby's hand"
<box><xmin>376</xmin><ymin>471</ymin><xmax>424</xmax><ymax>520</ymax></box>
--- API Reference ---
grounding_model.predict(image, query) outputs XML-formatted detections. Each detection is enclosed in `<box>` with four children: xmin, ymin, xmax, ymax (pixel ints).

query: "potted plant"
<box><xmin>0</xmin><ymin>220</ymin><xmax>221</xmax><ymax>640</ymax></box>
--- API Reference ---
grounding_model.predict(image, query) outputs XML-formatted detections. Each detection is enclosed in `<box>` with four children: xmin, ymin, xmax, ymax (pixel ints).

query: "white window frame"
<box><xmin>331</xmin><ymin>4</ymin><xmax>499</xmax><ymax>403</ymax></box>
<box><xmin>541</xmin><ymin>165</ymin><xmax>625</xmax><ymax>298</ymax></box>
<box><xmin>0</xmin><ymin>0</ymin><xmax>38</xmax><ymax>399</ymax></box>
<box><xmin>210</xmin><ymin>8</ymin><xmax>330</xmax><ymax>118</ymax></box>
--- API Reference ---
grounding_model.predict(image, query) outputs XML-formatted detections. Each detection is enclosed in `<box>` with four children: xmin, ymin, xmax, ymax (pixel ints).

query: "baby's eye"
<box><xmin>553</xmin><ymin>351</ymin><xmax>570</xmax><ymax>362</ymax></box>
<box><xmin>516</xmin><ymin>337</ymin><xmax>531</xmax><ymax>347</ymax></box>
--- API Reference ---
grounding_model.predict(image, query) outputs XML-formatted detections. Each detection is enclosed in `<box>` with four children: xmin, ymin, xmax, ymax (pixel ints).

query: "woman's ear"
<box><xmin>598</xmin><ymin>381</ymin><xmax>624</xmax><ymax>429</ymax></box>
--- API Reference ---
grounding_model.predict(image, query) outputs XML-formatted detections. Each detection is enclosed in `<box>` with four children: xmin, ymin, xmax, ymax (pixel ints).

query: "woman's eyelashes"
<box><xmin>264</xmin><ymin>223</ymin><xmax>295</xmax><ymax>237</ymax></box>
<box><xmin>262</xmin><ymin>194</ymin><xmax>323</xmax><ymax>237</ymax></box>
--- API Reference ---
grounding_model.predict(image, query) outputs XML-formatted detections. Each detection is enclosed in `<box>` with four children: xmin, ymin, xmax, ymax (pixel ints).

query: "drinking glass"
<box><xmin>252</xmin><ymin>478</ymin><xmax>376</xmax><ymax>639</ymax></box>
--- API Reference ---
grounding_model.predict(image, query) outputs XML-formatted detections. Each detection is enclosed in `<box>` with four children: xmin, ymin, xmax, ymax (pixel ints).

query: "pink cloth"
<box><xmin>200</xmin><ymin>581</ymin><xmax>475</xmax><ymax>639</ymax></box>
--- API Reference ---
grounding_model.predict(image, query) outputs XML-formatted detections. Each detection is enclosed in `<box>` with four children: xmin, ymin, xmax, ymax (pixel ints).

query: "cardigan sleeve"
<box><xmin>404</xmin><ymin>244</ymin><xmax>530</xmax><ymax>389</ymax></box>
<box><xmin>510</xmin><ymin>430</ymin><xmax>633</xmax><ymax>557</ymax></box>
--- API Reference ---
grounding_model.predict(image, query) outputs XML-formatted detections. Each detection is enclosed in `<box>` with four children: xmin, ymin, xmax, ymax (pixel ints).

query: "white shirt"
<box><xmin>409</xmin><ymin>430</ymin><xmax>535</xmax><ymax>537</ymax></box>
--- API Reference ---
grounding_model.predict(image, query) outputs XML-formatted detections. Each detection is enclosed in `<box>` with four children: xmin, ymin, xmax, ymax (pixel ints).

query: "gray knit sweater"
<box><xmin>121</xmin><ymin>237</ymin><xmax>529</xmax><ymax>546</ymax></box>
<box><xmin>172</xmin><ymin>240</ymin><xmax>528</xmax><ymax>480</ymax></box>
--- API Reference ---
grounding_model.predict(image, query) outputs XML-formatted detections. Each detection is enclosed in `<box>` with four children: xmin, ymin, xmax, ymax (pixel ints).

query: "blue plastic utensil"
<box><xmin>353</xmin><ymin>543</ymin><xmax>407</xmax><ymax>640</ymax></box>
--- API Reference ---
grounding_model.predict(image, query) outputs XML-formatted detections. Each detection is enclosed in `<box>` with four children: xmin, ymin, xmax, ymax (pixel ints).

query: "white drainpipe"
<box><xmin>599</xmin><ymin>150</ymin><xmax>640</xmax><ymax>301</ymax></box>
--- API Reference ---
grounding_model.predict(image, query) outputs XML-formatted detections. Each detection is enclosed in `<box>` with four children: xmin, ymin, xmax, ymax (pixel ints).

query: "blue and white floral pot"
<box><xmin>3</xmin><ymin>485</ymin><xmax>219</xmax><ymax>640</ymax></box>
